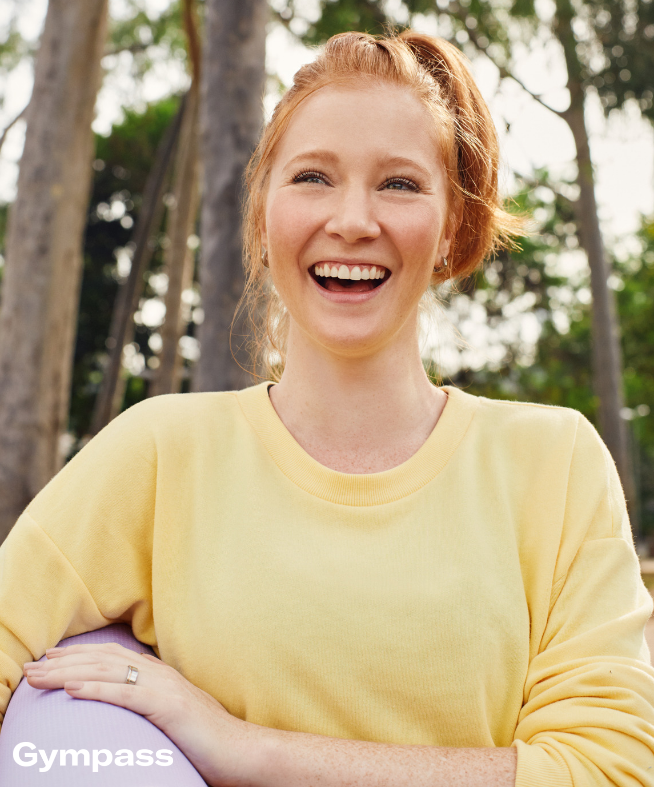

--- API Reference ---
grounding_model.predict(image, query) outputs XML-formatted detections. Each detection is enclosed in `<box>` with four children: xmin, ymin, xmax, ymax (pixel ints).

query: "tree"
<box><xmin>89</xmin><ymin>96</ymin><xmax>185</xmax><ymax>433</ymax></box>
<box><xmin>194</xmin><ymin>0</ymin><xmax>269</xmax><ymax>391</ymax></box>
<box><xmin>70</xmin><ymin>98</ymin><xmax>185</xmax><ymax>442</ymax></box>
<box><xmin>0</xmin><ymin>0</ymin><xmax>109</xmax><ymax>542</ymax></box>
<box><xmin>151</xmin><ymin>0</ymin><xmax>202</xmax><ymax>396</ymax></box>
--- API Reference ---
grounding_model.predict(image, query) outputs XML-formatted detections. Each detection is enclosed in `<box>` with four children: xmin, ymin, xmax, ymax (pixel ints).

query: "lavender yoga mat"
<box><xmin>0</xmin><ymin>623</ymin><xmax>207</xmax><ymax>786</ymax></box>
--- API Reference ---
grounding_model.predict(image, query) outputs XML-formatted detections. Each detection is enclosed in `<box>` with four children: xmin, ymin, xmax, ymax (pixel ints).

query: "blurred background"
<box><xmin>0</xmin><ymin>0</ymin><xmax>652</xmax><ymax>573</ymax></box>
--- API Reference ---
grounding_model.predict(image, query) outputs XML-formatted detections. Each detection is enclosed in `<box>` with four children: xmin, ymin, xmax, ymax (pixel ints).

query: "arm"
<box><xmin>0</xmin><ymin>400</ymin><xmax>157</xmax><ymax>731</ymax></box>
<box><xmin>510</xmin><ymin>416</ymin><xmax>653</xmax><ymax>787</ymax></box>
<box><xmin>510</xmin><ymin>533</ymin><xmax>653</xmax><ymax>787</ymax></box>
<box><xmin>243</xmin><ymin>726</ymin><xmax>517</xmax><ymax>787</ymax></box>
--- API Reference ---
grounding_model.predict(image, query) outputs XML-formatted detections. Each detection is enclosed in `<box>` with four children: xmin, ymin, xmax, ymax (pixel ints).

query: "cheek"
<box><xmin>266</xmin><ymin>192</ymin><xmax>322</xmax><ymax>258</ymax></box>
<box><xmin>386</xmin><ymin>204</ymin><xmax>443</xmax><ymax>269</ymax></box>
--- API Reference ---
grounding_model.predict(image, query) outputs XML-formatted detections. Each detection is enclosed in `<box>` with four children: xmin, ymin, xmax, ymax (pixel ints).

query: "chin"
<box><xmin>310</xmin><ymin>323</ymin><xmax>393</xmax><ymax>359</ymax></box>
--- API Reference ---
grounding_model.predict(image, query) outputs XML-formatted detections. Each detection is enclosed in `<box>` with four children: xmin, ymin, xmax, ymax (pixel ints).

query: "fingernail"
<box><xmin>26</xmin><ymin>670</ymin><xmax>46</xmax><ymax>676</ymax></box>
<box><xmin>66</xmin><ymin>682</ymin><xmax>84</xmax><ymax>690</ymax></box>
<box><xmin>46</xmin><ymin>648</ymin><xmax>62</xmax><ymax>653</ymax></box>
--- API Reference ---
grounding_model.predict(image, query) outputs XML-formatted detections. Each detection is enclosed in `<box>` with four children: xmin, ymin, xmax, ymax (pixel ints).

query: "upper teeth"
<box><xmin>314</xmin><ymin>264</ymin><xmax>386</xmax><ymax>280</ymax></box>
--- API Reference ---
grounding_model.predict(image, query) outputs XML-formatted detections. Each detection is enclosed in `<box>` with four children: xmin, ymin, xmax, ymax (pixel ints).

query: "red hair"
<box><xmin>239</xmin><ymin>30</ymin><xmax>522</xmax><ymax>378</ymax></box>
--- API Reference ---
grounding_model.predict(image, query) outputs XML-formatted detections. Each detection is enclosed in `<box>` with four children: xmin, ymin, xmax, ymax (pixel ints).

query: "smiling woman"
<box><xmin>0</xmin><ymin>28</ymin><xmax>652</xmax><ymax>788</ymax></box>
<box><xmin>241</xmin><ymin>32</ymin><xmax>521</xmax><ymax>377</ymax></box>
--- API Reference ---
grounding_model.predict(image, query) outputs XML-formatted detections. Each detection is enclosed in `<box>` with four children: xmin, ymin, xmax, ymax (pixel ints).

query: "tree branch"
<box><xmin>103</xmin><ymin>41</ymin><xmax>150</xmax><ymax>57</ymax></box>
<box><xmin>445</xmin><ymin>1</ymin><xmax>568</xmax><ymax>119</ymax></box>
<box><xmin>182</xmin><ymin>0</ymin><xmax>202</xmax><ymax>85</ymax></box>
<box><xmin>0</xmin><ymin>103</ymin><xmax>28</xmax><ymax>157</ymax></box>
<box><xmin>513</xmin><ymin>172</ymin><xmax>578</xmax><ymax>208</ymax></box>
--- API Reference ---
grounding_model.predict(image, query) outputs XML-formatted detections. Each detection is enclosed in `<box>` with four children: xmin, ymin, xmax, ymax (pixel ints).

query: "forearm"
<box><xmin>239</xmin><ymin>722</ymin><xmax>517</xmax><ymax>787</ymax></box>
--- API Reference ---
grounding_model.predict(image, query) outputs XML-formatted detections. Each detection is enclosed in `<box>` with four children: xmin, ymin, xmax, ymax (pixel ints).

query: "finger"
<box><xmin>140</xmin><ymin>652</ymin><xmax>163</xmax><ymax>663</ymax></box>
<box><xmin>25</xmin><ymin>661</ymin><xmax>145</xmax><ymax>689</ymax></box>
<box><xmin>26</xmin><ymin>651</ymin><xmax>120</xmax><ymax>671</ymax></box>
<box><xmin>64</xmin><ymin>680</ymin><xmax>165</xmax><ymax>721</ymax></box>
<box><xmin>27</xmin><ymin>645</ymin><xmax>155</xmax><ymax>674</ymax></box>
<box><xmin>46</xmin><ymin>642</ymin><xmax>134</xmax><ymax>659</ymax></box>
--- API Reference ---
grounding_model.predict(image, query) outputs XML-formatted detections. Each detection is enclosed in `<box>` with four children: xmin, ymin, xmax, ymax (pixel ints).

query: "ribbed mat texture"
<box><xmin>0</xmin><ymin>623</ymin><xmax>207</xmax><ymax>786</ymax></box>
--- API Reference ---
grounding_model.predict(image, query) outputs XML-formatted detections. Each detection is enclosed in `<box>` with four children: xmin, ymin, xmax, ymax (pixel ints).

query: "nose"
<box><xmin>324</xmin><ymin>185</ymin><xmax>381</xmax><ymax>243</ymax></box>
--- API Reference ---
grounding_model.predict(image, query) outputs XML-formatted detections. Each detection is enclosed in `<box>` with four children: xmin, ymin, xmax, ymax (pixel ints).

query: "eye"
<box><xmin>381</xmin><ymin>177</ymin><xmax>420</xmax><ymax>192</ymax></box>
<box><xmin>292</xmin><ymin>170</ymin><xmax>329</xmax><ymax>185</ymax></box>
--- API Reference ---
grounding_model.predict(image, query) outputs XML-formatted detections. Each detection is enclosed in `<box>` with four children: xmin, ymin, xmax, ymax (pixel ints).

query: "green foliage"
<box><xmin>590</xmin><ymin>0</ymin><xmax>654</xmax><ymax>119</ymax></box>
<box><xmin>299</xmin><ymin>0</ymin><xmax>389</xmax><ymax>46</ymax></box>
<box><xmin>451</xmin><ymin>0</ymin><xmax>654</xmax><ymax>119</ymax></box>
<box><xmin>0</xmin><ymin>8</ymin><xmax>36</xmax><ymax>114</ymax></box>
<box><xmin>615</xmin><ymin>219</ymin><xmax>654</xmax><ymax>532</ymax></box>
<box><xmin>509</xmin><ymin>0</ymin><xmax>536</xmax><ymax>19</ymax></box>
<box><xmin>70</xmin><ymin>97</ymin><xmax>182</xmax><ymax>439</ymax></box>
<box><xmin>281</xmin><ymin>0</ymin><xmax>653</xmax><ymax>121</ymax></box>
<box><xmin>106</xmin><ymin>0</ymin><xmax>190</xmax><ymax>80</ymax></box>
<box><xmin>0</xmin><ymin>27</ymin><xmax>33</xmax><ymax>76</ymax></box>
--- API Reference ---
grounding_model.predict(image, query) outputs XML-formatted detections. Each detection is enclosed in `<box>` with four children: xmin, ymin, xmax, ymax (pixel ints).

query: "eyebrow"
<box><xmin>283</xmin><ymin>150</ymin><xmax>434</xmax><ymax>179</ymax></box>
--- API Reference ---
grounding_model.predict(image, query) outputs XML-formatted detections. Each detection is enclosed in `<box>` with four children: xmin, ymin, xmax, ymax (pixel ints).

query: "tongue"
<box><xmin>323</xmin><ymin>278</ymin><xmax>375</xmax><ymax>293</ymax></box>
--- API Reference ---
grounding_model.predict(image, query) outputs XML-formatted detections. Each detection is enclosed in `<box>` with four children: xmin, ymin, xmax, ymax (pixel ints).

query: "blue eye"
<box><xmin>382</xmin><ymin>178</ymin><xmax>418</xmax><ymax>191</ymax></box>
<box><xmin>293</xmin><ymin>171</ymin><xmax>327</xmax><ymax>185</ymax></box>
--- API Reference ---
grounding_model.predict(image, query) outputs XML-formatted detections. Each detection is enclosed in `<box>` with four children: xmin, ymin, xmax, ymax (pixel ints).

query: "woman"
<box><xmin>4</xmin><ymin>30</ymin><xmax>653</xmax><ymax>787</ymax></box>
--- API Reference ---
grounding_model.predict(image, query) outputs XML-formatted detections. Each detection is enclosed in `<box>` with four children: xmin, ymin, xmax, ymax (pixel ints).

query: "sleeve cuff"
<box><xmin>513</xmin><ymin>740</ymin><xmax>573</xmax><ymax>787</ymax></box>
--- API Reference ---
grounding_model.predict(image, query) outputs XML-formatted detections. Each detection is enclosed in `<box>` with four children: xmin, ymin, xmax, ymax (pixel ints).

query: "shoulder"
<box><xmin>105</xmin><ymin>388</ymin><xmax>250</xmax><ymax>457</ymax></box>
<box><xmin>27</xmin><ymin>389</ymin><xmax>254</xmax><ymax>523</ymax></box>
<box><xmin>448</xmin><ymin>387</ymin><xmax>622</xmax><ymax>541</ymax></box>
<box><xmin>118</xmin><ymin>388</ymin><xmax>242</xmax><ymax>421</ymax></box>
<box><xmin>116</xmin><ymin>389</ymin><xmax>242</xmax><ymax>430</ymax></box>
<box><xmin>447</xmin><ymin>386</ymin><xmax>615</xmax><ymax>506</ymax></box>
<box><xmin>479</xmin><ymin>392</ymin><xmax>609</xmax><ymax>470</ymax></box>
<box><xmin>446</xmin><ymin>385</ymin><xmax>595</xmax><ymax>452</ymax></box>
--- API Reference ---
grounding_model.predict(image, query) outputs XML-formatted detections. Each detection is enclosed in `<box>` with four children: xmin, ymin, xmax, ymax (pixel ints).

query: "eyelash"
<box><xmin>292</xmin><ymin>170</ymin><xmax>327</xmax><ymax>185</ymax></box>
<box><xmin>291</xmin><ymin>170</ymin><xmax>420</xmax><ymax>192</ymax></box>
<box><xmin>381</xmin><ymin>176</ymin><xmax>420</xmax><ymax>192</ymax></box>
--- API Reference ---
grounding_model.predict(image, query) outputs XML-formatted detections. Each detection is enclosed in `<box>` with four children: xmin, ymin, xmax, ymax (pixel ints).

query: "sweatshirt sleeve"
<box><xmin>512</xmin><ymin>414</ymin><xmax>654</xmax><ymax>787</ymax></box>
<box><xmin>0</xmin><ymin>400</ymin><xmax>159</xmax><ymax>733</ymax></box>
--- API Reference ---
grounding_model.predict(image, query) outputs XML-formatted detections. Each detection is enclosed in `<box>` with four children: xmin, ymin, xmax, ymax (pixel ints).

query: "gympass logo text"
<box><xmin>13</xmin><ymin>742</ymin><xmax>174</xmax><ymax>772</ymax></box>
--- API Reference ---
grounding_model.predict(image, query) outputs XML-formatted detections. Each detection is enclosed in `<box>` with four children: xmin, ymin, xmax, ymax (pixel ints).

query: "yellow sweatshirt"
<box><xmin>0</xmin><ymin>383</ymin><xmax>652</xmax><ymax>787</ymax></box>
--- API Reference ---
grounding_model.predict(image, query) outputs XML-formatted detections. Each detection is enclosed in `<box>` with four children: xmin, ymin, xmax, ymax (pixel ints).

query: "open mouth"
<box><xmin>310</xmin><ymin>263</ymin><xmax>389</xmax><ymax>294</ymax></box>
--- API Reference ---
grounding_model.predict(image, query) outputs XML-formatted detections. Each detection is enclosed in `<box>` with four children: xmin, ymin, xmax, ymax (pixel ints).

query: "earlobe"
<box><xmin>259</xmin><ymin>217</ymin><xmax>268</xmax><ymax>249</ymax></box>
<box><xmin>441</xmin><ymin>206</ymin><xmax>461</xmax><ymax>259</ymax></box>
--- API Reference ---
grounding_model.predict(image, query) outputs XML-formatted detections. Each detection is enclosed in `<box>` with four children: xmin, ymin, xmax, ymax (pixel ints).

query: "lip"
<box><xmin>308</xmin><ymin>261</ymin><xmax>391</xmax><ymax>303</ymax></box>
<box><xmin>309</xmin><ymin>276</ymin><xmax>388</xmax><ymax>302</ymax></box>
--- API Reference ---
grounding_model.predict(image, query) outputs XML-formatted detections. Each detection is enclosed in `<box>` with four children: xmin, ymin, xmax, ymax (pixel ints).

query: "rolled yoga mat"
<box><xmin>0</xmin><ymin>623</ymin><xmax>207</xmax><ymax>786</ymax></box>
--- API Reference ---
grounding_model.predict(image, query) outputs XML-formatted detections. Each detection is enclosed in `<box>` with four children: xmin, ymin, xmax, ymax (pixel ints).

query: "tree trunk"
<box><xmin>88</xmin><ymin>97</ymin><xmax>185</xmax><ymax>434</ymax></box>
<box><xmin>554</xmin><ymin>0</ymin><xmax>634</xmax><ymax>514</ymax></box>
<box><xmin>194</xmin><ymin>0</ymin><xmax>268</xmax><ymax>392</ymax></box>
<box><xmin>150</xmin><ymin>87</ymin><xmax>201</xmax><ymax>396</ymax></box>
<box><xmin>150</xmin><ymin>0</ymin><xmax>202</xmax><ymax>397</ymax></box>
<box><xmin>0</xmin><ymin>0</ymin><xmax>109</xmax><ymax>542</ymax></box>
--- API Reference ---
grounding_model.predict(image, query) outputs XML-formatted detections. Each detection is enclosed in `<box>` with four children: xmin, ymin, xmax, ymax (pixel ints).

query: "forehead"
<box><xmin>272</xmin><ymin>82</ymin><xmax>441</xmax><ymax>169</ymax></box>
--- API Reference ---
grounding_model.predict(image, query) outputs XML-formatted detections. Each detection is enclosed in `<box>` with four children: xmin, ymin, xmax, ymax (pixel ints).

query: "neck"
<box><xmin>268</xmin><ymin>316</ymin><xmax>446</xmax><ymax>473</ymax></box>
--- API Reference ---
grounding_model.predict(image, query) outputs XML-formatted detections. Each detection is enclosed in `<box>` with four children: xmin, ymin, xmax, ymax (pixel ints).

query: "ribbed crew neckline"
<box><xmin>236</xmin><ymin>382</ymin><xmax>479</xmax><ymax>506</ymax></box>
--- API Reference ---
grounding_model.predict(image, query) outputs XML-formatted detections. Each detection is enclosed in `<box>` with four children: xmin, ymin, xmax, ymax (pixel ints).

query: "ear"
<box><xmin>440</xmin><ymin>202</ymin><xmax>462</xmax><ymax>259</ymax></box>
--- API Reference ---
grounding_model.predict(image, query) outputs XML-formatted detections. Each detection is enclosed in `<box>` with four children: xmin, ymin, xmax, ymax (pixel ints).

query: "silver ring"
<box><xmin>125</xmin><ymin>665</ymin><xmax>139</xmax><ymax>685</ymax></box>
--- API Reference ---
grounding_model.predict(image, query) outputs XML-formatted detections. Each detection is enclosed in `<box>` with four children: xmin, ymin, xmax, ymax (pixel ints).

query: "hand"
<box><xmin>23</xmin><ymin>642</ymin><xmax>263</xmax><ymax>786</ymax></box>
